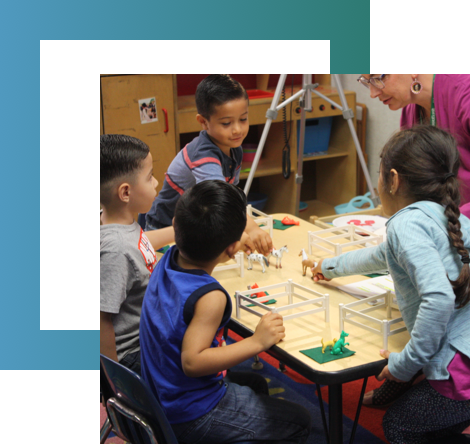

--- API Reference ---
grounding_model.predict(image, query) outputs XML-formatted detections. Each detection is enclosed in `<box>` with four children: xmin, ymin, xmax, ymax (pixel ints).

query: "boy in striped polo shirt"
<box><xmin>145</xmin><ymin>74</ymin><xmax>273</xmax><ymax>255</ymax></box>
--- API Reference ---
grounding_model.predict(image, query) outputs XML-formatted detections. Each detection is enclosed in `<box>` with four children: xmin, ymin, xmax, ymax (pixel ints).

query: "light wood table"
<box><xmin>215</xmin><ymin>214</ymin><xmax>409</xmax><ymax>444</ymax></box>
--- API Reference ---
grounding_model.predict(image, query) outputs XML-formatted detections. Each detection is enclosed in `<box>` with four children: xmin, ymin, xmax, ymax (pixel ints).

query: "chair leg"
<box><xmin>100</xmin><ymin>417</ymin><xmax>112</xmax><ymax>444</ymax></box>
<box><xmin>316</xmin><ymin>383</ymin><xmax>329</xmax><ymax>444</ymax></box>
<box><xmin>252</xmin><ymin>354</ymin><xmax>263</xmax><ymax>370</ymax></box>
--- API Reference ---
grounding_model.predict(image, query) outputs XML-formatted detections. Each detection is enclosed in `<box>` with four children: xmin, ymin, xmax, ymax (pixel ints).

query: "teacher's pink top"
<box><xmin>401</xmin><ymin>74</ymin><xmax>470</xmax><ymax>219</ymax></box>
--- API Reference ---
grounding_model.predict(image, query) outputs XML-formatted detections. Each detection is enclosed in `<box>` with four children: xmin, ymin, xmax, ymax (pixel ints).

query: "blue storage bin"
<box><xmin>334</xmin><ymin>193</ymin><xmax>375</xmax><ymax>214</ymax></box>
<box><xmin>247</xmin><ymin>192</ymin><xmax>268</xmax><ymax>211</ymax></box>
<box><xmin>297</xmin><ymin>117</ymin><xmax>333</xmax><ymax>157</ymax></box>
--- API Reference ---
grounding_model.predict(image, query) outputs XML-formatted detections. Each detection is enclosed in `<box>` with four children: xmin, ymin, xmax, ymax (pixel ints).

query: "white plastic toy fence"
<box><xmin>213</xmin><ymin>252</ymin><xmax>244</xmax><ymax>277</ymax></box>
<box><xmin>235</xmin><ymin>279</ymin><xmax>329</xmax><ymax>322</ymax></box>
<box><xmin>247</xmin><ymin>204</ymin><xmax>273</xmax><ymax>237</ymax></box>
<box><xmin>308</xmin><ymin>225</ymin><xmax>383</xmax><ymax>257</ymax></box>
<box><xmin>339</xmin><ymin>291</ymin><xmax>406</xmax><ymax>349</ymax></box>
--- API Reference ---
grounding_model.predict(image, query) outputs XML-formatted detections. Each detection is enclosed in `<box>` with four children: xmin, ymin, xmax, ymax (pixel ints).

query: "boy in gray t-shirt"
<box><xmin>100</xmin><ymin>134</ymin><xmax>174</xmax><ymax>374</ymax></box>
<box><xmin>100</xmin><ymin>223</ymin><xmax>155</xmax><ymax>365</ymax></box>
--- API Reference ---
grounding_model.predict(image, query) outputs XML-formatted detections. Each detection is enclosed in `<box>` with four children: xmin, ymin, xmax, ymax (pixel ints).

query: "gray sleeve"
<box><xmin>100</xmin><ymin>252</ymin><xmax>136</xmax><ymax>313</ymax></box>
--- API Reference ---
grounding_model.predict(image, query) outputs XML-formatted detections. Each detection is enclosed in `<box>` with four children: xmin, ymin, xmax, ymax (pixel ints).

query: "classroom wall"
<box><xmin>334</xmin><ymin>75</ymin><xmax>401</xmax><ymax>188</ymax></box>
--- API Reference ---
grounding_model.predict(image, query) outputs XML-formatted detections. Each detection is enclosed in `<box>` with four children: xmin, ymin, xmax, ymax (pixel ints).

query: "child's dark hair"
<box><xmin>195</xmin><ymin>75</ymin><xmax>249</xmax><ymax>119</ymax></box>
<box><xmin>174</xmin><ymin>180</ymin><xmax>247</xmax><ymax>263</ymax></box>
<box><xmin>381</xmin><ymin>125</ymin><xmax>469</xmax><ymax>308</ymax></box>
<box><xmin>100</xmin><ymin>134</ymin><xmax>149</xmax><ymax>206</ymax></box>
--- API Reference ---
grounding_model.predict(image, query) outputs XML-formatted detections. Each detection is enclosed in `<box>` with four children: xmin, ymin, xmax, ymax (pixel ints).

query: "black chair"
<box><xmin>101</xmin><ymin>354</ymin><xmax>178</xmax><ymax>444</ymax></box>
<box><xmin>100</xmin><ymin>354</ymin><xmax>259</xmax><ymax>444</ymax></box>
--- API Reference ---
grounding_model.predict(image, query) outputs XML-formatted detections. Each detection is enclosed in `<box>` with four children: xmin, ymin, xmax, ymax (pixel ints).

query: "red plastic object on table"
<box><xmin>347</xmin><ymin>219</ymin><xmax>375</xmax><ymax>227</ymax></box>
<box><xmin>282</xmin><ymin>216</ymin><xmax>300</xmax><ymax>226</ymax></box>
<box><xmin>248</xmin><ymin>283</ymin><xmax>266</xmax><ymax>298</ymax></box>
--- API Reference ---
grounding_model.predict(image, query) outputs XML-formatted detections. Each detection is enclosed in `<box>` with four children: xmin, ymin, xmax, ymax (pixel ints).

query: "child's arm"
<box><xmin>312</xmin><ymin>242</ymin><xmax>388</xmax><ymax>281</ymax></box>
<box><xmin>181</xmin><ymin>290</ymin><xmax>284</xmax><ymax>378</ymax></box>
<box><xmin>244</xmin><ymin>216</ymin><xmax>273</xmax><ymax>256</ymax></box>
<box><xmin>239</xmin><ymin>231</ymin><xmax>256</xmax><ymax>254</ymax></box>
<box><xmin>100</xmin><ymin>311</ymin><xmax>119</xmax><ymax>362</ymax></box>
<box><xmin>144</xmin><ymin>226</ymin><xmax>175</xmax><ymax>251</ymax></box>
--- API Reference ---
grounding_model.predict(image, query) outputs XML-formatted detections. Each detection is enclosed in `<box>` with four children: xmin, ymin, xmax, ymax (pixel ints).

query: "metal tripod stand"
<box><xmin>243</xmin><ymin>74</ymin><xmax>379</xmax><ymax>215</ymax></box>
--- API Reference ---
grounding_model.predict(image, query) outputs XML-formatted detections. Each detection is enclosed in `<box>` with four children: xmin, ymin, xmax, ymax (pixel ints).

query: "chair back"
<box><xmin>100</xmin><ymin>354</ymin><xmax>178</xmax><ymax>444</ymax></box>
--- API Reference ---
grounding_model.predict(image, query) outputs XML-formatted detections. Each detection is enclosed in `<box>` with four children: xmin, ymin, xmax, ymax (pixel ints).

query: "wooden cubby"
<box><xmin>100</xmin><ymin>74</ymin><xmax>179</xmax><ymax>195</ymax></box>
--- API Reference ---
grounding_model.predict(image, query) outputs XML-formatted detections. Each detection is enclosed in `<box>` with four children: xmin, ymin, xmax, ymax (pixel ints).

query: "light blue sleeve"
<box><xmin>386</xmin><ymin>221</ymin><xmax>455</xmax><ymax>381</ymax></box>
<box><xmin>321</xmin><ymin>242</ymin><xmax>389</xmax><ymax>279</ymax></box>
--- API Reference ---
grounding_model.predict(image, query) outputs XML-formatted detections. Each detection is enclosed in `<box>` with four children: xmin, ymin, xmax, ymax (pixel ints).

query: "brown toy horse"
<box><xmin>299</xmin><ymin>248</ymin><xmax>316</xmax><ymax>277</ymax></box>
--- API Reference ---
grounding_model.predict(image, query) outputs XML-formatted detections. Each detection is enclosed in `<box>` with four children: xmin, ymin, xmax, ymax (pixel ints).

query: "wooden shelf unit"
<box><xmin>100</xmin><ymin>75</ymin><xmax>358</xmax><ymax>219</ymax></box>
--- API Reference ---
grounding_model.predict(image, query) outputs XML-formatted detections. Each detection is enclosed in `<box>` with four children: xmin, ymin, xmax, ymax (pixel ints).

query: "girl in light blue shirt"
<box><xmin>313</xmin><ymin>126</ymin><xmax>470</xmax><ymax>444</ymax></box>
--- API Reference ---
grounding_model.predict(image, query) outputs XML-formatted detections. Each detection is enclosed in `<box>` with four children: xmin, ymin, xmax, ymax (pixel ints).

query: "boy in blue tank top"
<box><xmin>140</xmin><ymin>180</ymin><xmax>311</xmax><ymax>443</ymax></box>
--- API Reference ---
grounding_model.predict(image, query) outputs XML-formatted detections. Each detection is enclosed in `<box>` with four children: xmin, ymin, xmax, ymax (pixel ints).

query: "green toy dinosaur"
<box><xmin>331</xmin><ymin>330</ymin><xmax>349</xmax><ymax>355</ymax></box>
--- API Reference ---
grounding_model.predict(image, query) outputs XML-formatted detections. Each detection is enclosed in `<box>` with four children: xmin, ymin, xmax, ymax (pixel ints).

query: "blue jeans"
<box><xmin>171</xmin><ymin>372</ymin><xmax>311</xmax><ymax>444</ymax></box>
<box><xmin>120</xmin><ymin>350</ymin><xmax>141</xmax><ymax>376</ymax></box>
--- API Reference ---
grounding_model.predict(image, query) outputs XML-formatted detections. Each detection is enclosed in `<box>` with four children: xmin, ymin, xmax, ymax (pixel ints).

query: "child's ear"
<box><xmin>390</xmin><ymin>168</ymin><xmax>400</xmax><ymax>194</ymax></box>
<box><xmin>118</xmin><ymin>182</ymin><xmax>131</xmax><ymax>203</ymax></box>
<box><xmin>196</xmin><ymin>114</ymin><xmax>208</xmax><ymax>130</ymax></box>
<box><xmin>225</xmin><ymin>240</ymin><xmax>241</xmax><ymax>260</ymax></box>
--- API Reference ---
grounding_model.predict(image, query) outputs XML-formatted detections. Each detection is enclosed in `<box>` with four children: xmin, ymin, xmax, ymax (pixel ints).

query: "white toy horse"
<box><xmin>299</xmin><ymin>248</ymin><xmax>316</xmax><ymax>277</ymax></box>
<box><xmin>247</xmin><ymin>253</ymin><xmax>270</xmax><ymax>273</ymax></box>
<box><xmin>269</xmin><ymin>245</ymin><xmax>289</xmax><ymax>269</ymax></box>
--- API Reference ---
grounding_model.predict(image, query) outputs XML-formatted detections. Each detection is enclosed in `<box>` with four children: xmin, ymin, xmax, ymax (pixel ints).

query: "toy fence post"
<box><xmin>246</xmin><ymin>205</ymin><xmax>273</xmax><ymax>237</ymax></box>
<box><xmin>339</xmin><ymin>303</ymin><xmax>344</xmax><ymax>332</ymax></box>
<box><xmin>308</xmin><ymin>231</ymin><xmax>313</xmax><ymax>255</ymax></box>
<box><xmin>386</xmin><ymin>291</ymin><xmax>392</xmax><ymax>319</ymax></box>
<box><xmin>335</xmin><ymin>243</ymin><xmax>341</xmax><ymax>257</ymax></box>
<box><xmin>287</xmin><ymin>279</ymin><xmax>293</xmax><ymax>305</ymax></box>
<box><xmin>382</xmin><ymin>319</ymin><xmax>389</xmax><ymax>350</ymax></box>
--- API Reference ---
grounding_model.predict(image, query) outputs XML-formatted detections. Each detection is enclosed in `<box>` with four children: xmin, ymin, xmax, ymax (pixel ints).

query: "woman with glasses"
<box><xmin>356</xmin><ymin>75</ymin><xmax>470</xmax><ymax>411</ymax></box>
<box><xmin>357</xmin><ymin>74</ymin><xmax>470</xmax><ymax>220</ymax></box>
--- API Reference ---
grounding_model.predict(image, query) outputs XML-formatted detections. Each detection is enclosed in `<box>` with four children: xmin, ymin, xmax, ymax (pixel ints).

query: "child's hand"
<box><xmin>240</xmin><ymin>231</ymin><xmax>256</xmax><ymax>255</ymax></box>
<box><xmin>311</xmin><ymin>259</ymin><xmax>330</xmax><ymax>282</ymax></box>
<box><xmin>376</xmin><ymin>350</ymin><xmax>405</xmax><ymax>383</ymax></box>
<box><xmin>248</xmin><ymin>226</ymin><xmax>273</xmax><ymax>256</ymax></box>
<box><xmin>252</xmin><ymin>312</ymin><xmax>285</xmax><ymax>350</ymax></box>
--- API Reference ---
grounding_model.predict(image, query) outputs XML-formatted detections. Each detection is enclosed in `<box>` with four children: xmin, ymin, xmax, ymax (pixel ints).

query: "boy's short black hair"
<box><xmin>174</xmin><ymin>180</ymin><xmax>247</xmax><ymax>263</ymax></box>
<box><xmin>195</xmin><ymin>74</ymin><xmax>249</xmax><ymax>119</ymax></box>
<box><xmin>100</xmin><ymin>134</ymin><xmax>149</xmax><ymax>206</ymax></box>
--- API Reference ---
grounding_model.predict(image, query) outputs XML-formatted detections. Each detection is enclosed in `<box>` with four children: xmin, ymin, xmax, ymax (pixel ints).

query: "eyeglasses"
<box><xmin>357</xmin><ymin>74</ymin><xmax>386</xmax><ymax>90</ymax></box>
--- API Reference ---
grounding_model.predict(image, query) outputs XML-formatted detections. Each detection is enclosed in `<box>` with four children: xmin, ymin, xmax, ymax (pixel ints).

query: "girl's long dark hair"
<box><xmin>381</xmin><ymin>125</ymin><xmax>469</xmax><ymax>308</ymax></box>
